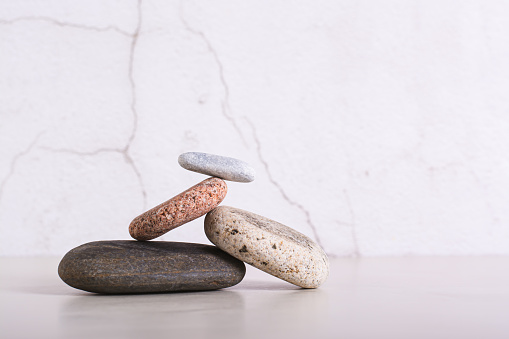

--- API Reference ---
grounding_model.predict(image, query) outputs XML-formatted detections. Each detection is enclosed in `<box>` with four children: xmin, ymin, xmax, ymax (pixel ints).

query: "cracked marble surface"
<box><xmin>2</xmin><ymin>1</ymin><xmax>509</xmax><ymax>256</ymax></box>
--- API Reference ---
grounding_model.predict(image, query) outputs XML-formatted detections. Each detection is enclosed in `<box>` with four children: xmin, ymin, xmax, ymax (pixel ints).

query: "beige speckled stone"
<box><xmin>204</xmin><ymin>206</ymin><xmax>329</xmax><ymax>288</ymax></box>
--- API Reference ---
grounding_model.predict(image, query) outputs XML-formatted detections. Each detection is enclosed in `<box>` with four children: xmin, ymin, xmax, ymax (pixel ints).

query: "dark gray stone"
<box><xmin>58</xmin><ymin>241</ymin><xmax>246</xmax><ymax>294</ymax></box>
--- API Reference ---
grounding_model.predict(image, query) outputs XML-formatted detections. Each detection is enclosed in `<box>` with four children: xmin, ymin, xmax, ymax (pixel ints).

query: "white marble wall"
<box><xmin>1</xmin><ymin>0</ymin><xmax>509</xmax><ymax>256</ymax></box>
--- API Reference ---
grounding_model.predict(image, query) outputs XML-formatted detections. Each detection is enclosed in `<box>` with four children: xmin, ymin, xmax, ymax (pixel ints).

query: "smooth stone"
<box><xmin>130</xmin><ymin>177</ymin><xmax>227</xmax><ymax>241</ymax></box>
<box><xmin>178</xmin><ymin>152</ymin><xmax>255</xmax><ymax>183</ymax></box>
<box><xmin>204</xmin><ymin>206</ymin><xmax>329</xmax><ymax>288</ymax></box>
<box><xmin>58</xmin><ymin>240</ymin><xmax>246</xmax><ymax>294</ymax></box>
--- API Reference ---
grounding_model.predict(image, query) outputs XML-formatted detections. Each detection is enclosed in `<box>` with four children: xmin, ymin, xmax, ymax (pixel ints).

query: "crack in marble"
<box><xmin>179</xmin><ymin>1</ymin><xmax>247</xmax><ymax>146</ymax></box>
<box><xmin>40</xmin><ymin>147</ymin><xmax>119</xmax><ymax>157</ymax></box>
<box><xmin>1</xmin><ymin>1</ymin><xmax>148</xmax><ymax>210</ymax></box>
<box><xmin>126</xmin><ymin>0</ymin><xmax>142</xmax><ymax>149</ymax></box>
<box><xmin>244</xmin><ymin>118</ymin><xmax>323</xmax><ymax>247</ymax></box>
<box><xmin>0</xmin><ymin>133</ymin><xmax>44</xmax><ymax>205</ymax></box>
<box><xmin>123</xmin><ymin>0</ymin><xmax>147</xmax><ymax>209</ymax></box>
<box><xmin>0</xmin><ymin>16</ymin><xmax>132</xmax><ymax>36</ymax></box>
<box><xmin>343</xmin><ymin>189</ymin><xmax>360</xmax><ymax>257</ymax></box>
<box><xmin>39</xmin><ymin>144</ymin><xmax>146</xmax><ymax>207</ymax></box>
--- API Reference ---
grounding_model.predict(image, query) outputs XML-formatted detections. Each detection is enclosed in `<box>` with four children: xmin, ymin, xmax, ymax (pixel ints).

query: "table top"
<box><xmin>1</xmin><ymin>256</ymin><xmax>508</xmax><ymax>339</ymax></box>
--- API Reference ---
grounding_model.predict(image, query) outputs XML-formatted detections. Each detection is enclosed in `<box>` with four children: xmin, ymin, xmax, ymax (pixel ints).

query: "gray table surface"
<box><xmin>1</xmin><ymin>256</ymin><xmax>508</xmax><ymax>339</ymax></box>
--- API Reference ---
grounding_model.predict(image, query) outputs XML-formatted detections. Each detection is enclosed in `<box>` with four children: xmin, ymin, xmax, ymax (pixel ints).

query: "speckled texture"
<box><xmin>178</xmin><ymin>152</ymin><xmax>255</xmax><ymax>183</ymax></box>
<box><xmin>58</xmin><ymin>240</ymin><xmax>246</xmax><ymax>294</ymax></box>
<box><xmin>129</xmin><ymin>177</ymin><xmax>227</xmax><ymax>241</ymax></box>
<box><xmin>204</xmin><ymin>206</ymin><xmax>329</xmax><ymax>288</ymax></box>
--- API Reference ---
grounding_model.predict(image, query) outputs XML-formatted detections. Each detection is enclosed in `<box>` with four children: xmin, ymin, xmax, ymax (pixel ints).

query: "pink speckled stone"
<box><xmin>204</xmin><ymin>206</ymin><xmax>329</xmax><ymax>288</ymax></box>
<box><xmin>130</xmin><ymin>177</ymin><xmax>227</xmax><ymax>241</ymax></box>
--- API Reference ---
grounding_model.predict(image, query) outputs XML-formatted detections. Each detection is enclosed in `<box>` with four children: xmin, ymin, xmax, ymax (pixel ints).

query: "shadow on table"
<box><xmin>5</xmin><ymin>282</ymin><xmax>86</xmax><ymax>296</ymax></box>
<box><xmin>7</xmin><ymin>277</ymin><xmax>300</xmax><ymax>296</ymax></box>
<box><xmin>231</xmin><ymin>279</ymin><xmax>302</xmax><ymax>291</ymax></box>
<box><xmin>57</xmin><ymin>284</ymin><xmax>330</xmax><ymax>338</ymax></box>
<box><xmin>58</xmin><ymin>290</ymin><xmax>246</xmax><ymax>338</ymax></box>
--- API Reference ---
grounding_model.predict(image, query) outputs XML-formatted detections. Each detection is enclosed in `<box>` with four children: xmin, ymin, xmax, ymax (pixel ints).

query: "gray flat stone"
<box><xmin>58</xmin><ymin>241</ymin><xmax>246</xmax><ymax>294</ymax></box>
<box><xmin>178</xmin><ymin>152</ymin><xmax>255</xmax><ymax>183</ymax></box>
<box><xmin>204</xmin><ymin>206</ymin><xmax>329</xmax><ymax>288</ymax></box>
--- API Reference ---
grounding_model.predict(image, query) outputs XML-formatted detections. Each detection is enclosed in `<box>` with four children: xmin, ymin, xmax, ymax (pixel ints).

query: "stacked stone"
<box><xmin>59</xmin><ymin>152</ymin><xmax>329</xmax><ymax>294</ymax></box>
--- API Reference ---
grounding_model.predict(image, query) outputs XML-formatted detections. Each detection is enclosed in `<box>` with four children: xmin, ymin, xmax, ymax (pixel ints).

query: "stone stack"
<box><xmin>59</xmin><ymin>152</ymin><xmax>329</xmax><ymax>294</ymax></box>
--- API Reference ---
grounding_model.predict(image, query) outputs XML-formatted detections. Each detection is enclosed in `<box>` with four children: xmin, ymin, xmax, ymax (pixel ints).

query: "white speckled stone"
<box><xmin>204</xmin><ymin>206</ymin><xmax>329</xmax><ymax>288</ymax></box>
<box><xmin>178</xmin><ymin>152</ymin><xmax>255</xmax><ymax>183</ymax></box>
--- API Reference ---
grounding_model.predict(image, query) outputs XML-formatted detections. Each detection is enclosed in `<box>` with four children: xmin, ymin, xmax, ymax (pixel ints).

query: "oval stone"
<box><xmin>178</xmin><ymin>152</ymin><xmax>255</xmax><ymax>183</ymax></box>
<box><xmin>204</xmin><ymin>206</ymin><xmax>329</xmax><ymax>288</ymax></box>
<box><xmin>129</xmin><ymin>177</ymin><xmax>227</xmax><ymax>241</ymax></box>
<box><xmin>58</xmin><ymin>241</ymin><xmax>246</xmax><ymax>294</ymax></box>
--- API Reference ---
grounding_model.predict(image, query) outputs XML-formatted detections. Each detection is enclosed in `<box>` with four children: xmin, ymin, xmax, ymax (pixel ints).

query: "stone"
<box><xmin>204</xmin><ymin>206</ymin><xmax>329</xmax><ymax>288</ymax></box>
<box><xmin>178</xmin><ymin>152</ymin><xmax>255</xmax><ymax>183</ymax></box>
<box><xmin>129</xmin><ymin>177</ymin><xmax>227</xmax><ymax>241</ymax></box>
<box><xmin>58</xmin><ymin>240</ymin><xmax>246</xmax><ymax>294</ymax></box>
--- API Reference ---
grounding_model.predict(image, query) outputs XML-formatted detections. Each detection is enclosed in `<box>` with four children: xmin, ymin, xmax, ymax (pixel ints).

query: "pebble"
<box><xmin>204</xmin><ymin>206</ymin><xmax>329</xmax><ymax>288</ymax></box>
<box><xmin>178</xmin><ymin>152</ymin><xmax>255</xmax><ymax>183</ymax></box>
<box><xmin>58</xmin><ymin>240</ymin><xmax>246</xmax><ymax>294</ymax></box>
<box><xmin>129</xmin><ymin>177</ymin><xmax>227</xmax><ymax>241</ymax></box>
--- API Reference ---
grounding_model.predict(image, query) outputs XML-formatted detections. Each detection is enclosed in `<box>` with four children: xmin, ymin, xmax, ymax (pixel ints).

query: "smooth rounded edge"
<box><xmin>204</xmin><ymin>206</ymin><xmax>330</xmax><ymax>288</ymax></box>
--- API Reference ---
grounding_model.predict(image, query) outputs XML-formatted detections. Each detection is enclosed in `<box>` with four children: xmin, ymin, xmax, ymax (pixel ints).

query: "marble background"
<box><xmin>1</xmin><ymin>0</ymin><xmax>508</xmax><ymax>256</ymax></box>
